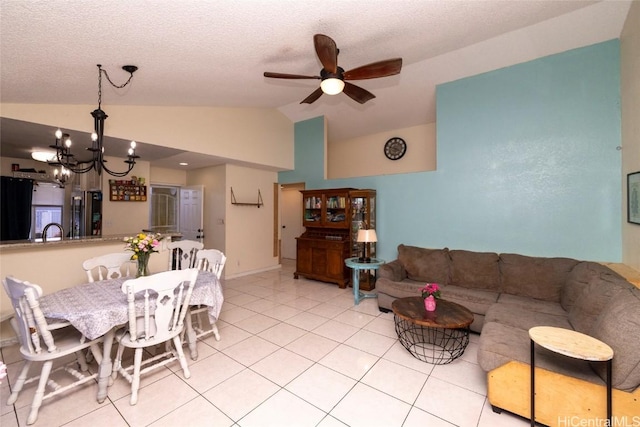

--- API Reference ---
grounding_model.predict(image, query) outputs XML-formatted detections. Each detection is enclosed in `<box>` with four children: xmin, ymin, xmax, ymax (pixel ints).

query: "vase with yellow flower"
<box><xmin>420</xmin><ymin>283</ymin><xmax>441</xmax><ymax>312</ymax></box>
<box><xmin>124</xmin><ymin>232</ymin><xmax>163</xmax><ymax>277</ymax></box>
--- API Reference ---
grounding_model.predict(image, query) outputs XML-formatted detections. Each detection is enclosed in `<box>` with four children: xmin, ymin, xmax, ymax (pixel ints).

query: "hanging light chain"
<box><xmin>96</xmin><ymin>64</ymin><xmax>136</xmax><ymax>109</ymax></box>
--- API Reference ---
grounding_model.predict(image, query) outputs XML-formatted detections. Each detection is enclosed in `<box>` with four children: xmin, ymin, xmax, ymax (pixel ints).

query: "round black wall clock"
<box><xmin>384</xmin><ymin>137</ymin><xmax>407</xmax><ymax>160</ymax></box>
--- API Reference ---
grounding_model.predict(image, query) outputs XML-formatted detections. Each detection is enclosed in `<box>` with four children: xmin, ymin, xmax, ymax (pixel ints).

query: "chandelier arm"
<box><xmin>50</xmin><ymin>147</ymin><xmax>96</xmax><ymax>169</ymax></box>
<box><xmin>101</xmin><ymin>159</ymin><xmax>136</xmax><ymax>177</ymax></box>
<box><xmin>58</xmin><ymin>160</ymin><xmax>96</xmax><ymax>175</ymax></box>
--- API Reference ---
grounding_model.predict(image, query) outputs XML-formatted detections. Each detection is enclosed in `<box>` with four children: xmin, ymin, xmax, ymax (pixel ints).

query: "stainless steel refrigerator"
<box><xmin>70</xmin><ymin>191</ymin><xmax>102</xmax><ymax>238</ymax></box>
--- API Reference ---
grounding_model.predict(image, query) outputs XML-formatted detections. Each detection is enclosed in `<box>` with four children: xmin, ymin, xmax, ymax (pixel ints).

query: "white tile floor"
<box><xmin>0</xmin><ymin>260</ymin><xmax>531</xmax><ymax>426</ymax></box>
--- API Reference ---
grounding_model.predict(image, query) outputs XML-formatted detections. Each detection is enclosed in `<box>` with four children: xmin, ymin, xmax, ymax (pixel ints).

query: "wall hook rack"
<box><xmin>231</xmin><ymin>187</ymin><xmax>263</xmax><ymax>208</ymax></box>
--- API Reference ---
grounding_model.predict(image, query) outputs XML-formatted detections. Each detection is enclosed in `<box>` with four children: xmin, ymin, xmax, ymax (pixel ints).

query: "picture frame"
<box><xmin>628</xmin><ymin>171</ymin><xmax>640</xmax><ymax>225</ymax></box>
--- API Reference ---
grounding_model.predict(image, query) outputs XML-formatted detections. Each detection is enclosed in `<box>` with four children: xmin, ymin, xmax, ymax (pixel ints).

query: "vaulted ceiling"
<box><xmin>0</xmin><ymin>1</ymin><xmax>632</xmax><ymax>167</ymax></box>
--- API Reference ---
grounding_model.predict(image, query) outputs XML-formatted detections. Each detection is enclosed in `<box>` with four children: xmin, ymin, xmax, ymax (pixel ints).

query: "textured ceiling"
<box><xmin>0</xmin><ymin>0</ymin><xmax>632</xmax><ymax>169</ymax></box>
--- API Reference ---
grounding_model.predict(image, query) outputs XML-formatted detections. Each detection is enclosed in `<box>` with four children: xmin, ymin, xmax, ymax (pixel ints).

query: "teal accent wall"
<box><xmin>280</xmin><ymin>40</ymin><xmax>622</xmax><ymax>262</ymax></box>
<box><xmin>279</xmin><ymin>117</ymin><xmax>325</xmax><ymax>185</ymax></box>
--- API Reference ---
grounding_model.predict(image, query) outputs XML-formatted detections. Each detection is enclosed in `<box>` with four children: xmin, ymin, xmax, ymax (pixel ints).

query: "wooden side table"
<box><xmin>529</xmin><ymin>326</ymin><xmax>613</xmax><ymax>427</ymax></box>
<box><xmin>344</xmin><ymin>257</ymin><xmax>384</xmax><ymax>304</ymax></box>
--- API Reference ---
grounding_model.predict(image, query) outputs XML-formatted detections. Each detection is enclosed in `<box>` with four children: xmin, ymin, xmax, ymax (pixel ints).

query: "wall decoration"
<box><xmin>628</xmin><ymin>172</ymin><xmax>640</xmax><ymax>225</ymax></box>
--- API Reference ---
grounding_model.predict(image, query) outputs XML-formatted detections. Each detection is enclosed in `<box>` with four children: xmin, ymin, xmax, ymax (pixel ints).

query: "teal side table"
<box><xmin>344</xmin><ymin>257</ymin><xmax>385</xmax><ymax>305</ymax></box>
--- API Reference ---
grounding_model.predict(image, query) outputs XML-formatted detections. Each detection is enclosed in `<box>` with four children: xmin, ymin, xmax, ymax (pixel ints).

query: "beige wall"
<box><xmin>225</xmin><ymin>164</ymin><xmax>279</xmax><ymax>277</ymax></box>
<box><xmin>0</xmin><ymin>241</ymin><xmax>171</xmax><ymax>321</ymax></box>
<box><xmin>101</xmin><ymin>156</ymin><xmax>151</xmax><ymax>235</ymax></box>
<box><xmin>621</xmin><ymin>1</ymin><xmax>640</xmax><ymax>270</ymax></box>
<box><xmin>0</xmin><ymin>104</ymin><xmax>294</xmax><ymax>171</ymax></box>
<box><xmin>328</xmin><ymin>123</ymin><xmax>436</xmax><ymax>179</ymax></box>
<box><xmin>150</xmin><ymin>167</ymin><xmax>188</xmax><ymax>186</ymax></box>
<box><xmin>1</xmin><ymin>156</ymin><xmax>58</xmax><ymax>177</ymax></box>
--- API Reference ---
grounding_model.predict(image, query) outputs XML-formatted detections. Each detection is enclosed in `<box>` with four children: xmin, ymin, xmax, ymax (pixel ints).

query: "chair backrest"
<box><xmin>82</xmin><ymin>252</ymin><xmax>134</xmax><ymax>282</ymax></box>
<box><xmin>121</xmin><ymin>268</ymin><xmax>199</xmax><ymax>344</ymax></box>
<box><xmin>167</xmin><ymin>240</ymin><xmax>204</xmax><ymax>270</ymax></box>
<box><xmin>195</xmin><ymin>249</ymin><xmax>227</xmax><ymax>279</ymax></box>
<box><xmin>2</xmin><ymin>276</ymin><xmax>56</xmax><ymax>354</ymax></box>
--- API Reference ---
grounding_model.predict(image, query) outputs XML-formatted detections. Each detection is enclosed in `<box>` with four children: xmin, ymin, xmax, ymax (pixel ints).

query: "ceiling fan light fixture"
<box><xmin>320</xmin><ymin>78</ymin><xmax>345</xmax><ymax>95</ymax></box>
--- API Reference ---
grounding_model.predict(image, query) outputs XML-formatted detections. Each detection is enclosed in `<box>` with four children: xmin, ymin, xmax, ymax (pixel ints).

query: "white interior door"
<box><xmin>180</xmin><ymin>186</ymin><xmax>204</xmax><ymax>242</ymax></box>
<box><xmin>281</xmin><ymin>185</ymin><xmax>304</xmax><ymax>259</ymax></box>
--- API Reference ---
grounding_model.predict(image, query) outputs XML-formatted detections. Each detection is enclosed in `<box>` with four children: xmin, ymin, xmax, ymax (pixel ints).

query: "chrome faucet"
<box><xmin>42</xmin><ymin>223</ymin><xmax>64</xmax><ymax>242</ymax></box>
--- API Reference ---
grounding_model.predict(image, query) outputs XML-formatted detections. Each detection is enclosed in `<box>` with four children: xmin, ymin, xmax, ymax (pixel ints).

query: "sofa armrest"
<box><xmin>379</xmin><ymin>260</ymin><xmax>407</xmax><ymax>282</ymax></box>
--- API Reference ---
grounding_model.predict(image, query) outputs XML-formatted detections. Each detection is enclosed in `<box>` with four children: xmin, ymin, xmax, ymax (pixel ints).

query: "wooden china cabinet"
<box><xmin>294</xmin><ymin>188</ymin><xmax>376</xmax><ymax>290</ymax></box>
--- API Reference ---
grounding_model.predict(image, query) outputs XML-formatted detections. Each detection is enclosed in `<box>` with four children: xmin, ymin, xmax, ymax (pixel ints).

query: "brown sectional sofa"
<box><xmin>377</xmin><ymin>244</ymin><xmax>640</xmax><ymax>426</ymax></box>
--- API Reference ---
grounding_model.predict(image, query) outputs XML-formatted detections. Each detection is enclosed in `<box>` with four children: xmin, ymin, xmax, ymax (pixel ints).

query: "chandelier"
<box><xmin>49</xmin><ymin>64</ymin><xmax>140</xmax><ymax>177</ymax></box>
<box><xmin>53</xmin><ymin>166</ymin><xmax>71</xmax><ymax>188</ymax></box>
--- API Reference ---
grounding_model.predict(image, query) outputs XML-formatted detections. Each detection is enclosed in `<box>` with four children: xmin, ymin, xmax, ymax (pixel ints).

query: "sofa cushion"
<box><xmin>499</xmin><ymin>253</ymin><xmax>578</xmax><ymax>302</ymax></box>
<box><xmin>497</xmin><ymin>294</ymin><xmax>568</xmax><ymax>317</ymax></box>
<box><xmin>397</xmin><ymin>244</ymin><xmax>450</xmax><ymax>284</ymax></box>
<box><xmin>441</xmin><ymin>284</ymin><xmax>498</xmax><ymax>316</ymax></box>
<box><xmin>590</xmin><ymin>288</ymin><xmax>640</xmax><ymax>391</ymax></box>
<box><xmin>449</xmin><ymin>250</ymin><xmax>501</xmax><ymax>291</ymax></box>
<box><xmin>439</xmin><ymin>284</ymin><xmax>498</xmax><ymax>333</ymax></box>
<box><xmin>378</xmin><ymin>260</ymin><xmax>407</xmax><ymax>282</ymax></box>
<box><xmin>568</xmin><ymin>279</ymin><xmax>634</xmax><ymax>335</ymax></box>
<box><xmin>376</xmin><ymin>277</ymin><xmax>424</xmax><ymax>299</ymax></box>
<box><xmin>477</xmin><ymin>322</ymin><xmax>600</xmax><ymax>384</ymax></box>
<box><xmin>485</xmin><ymin>302</ymin><xmax>571</xmax><ymax>331</ymax></box>
<box><xmin>561</xmin><ymin>262</ymin><xmax>626</xmax><ymax>311</ymax></box>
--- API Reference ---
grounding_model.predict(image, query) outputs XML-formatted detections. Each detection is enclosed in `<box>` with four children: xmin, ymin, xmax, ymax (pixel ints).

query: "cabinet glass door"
<box><xmin>324</xmin><ymin>192</ymin><xmax>348</xmax><ymax>228</ymax></box>
<box><xmin>303</xmin><ymin>194</ymin><xmax>323</xmax><ymax>225</ymax></box>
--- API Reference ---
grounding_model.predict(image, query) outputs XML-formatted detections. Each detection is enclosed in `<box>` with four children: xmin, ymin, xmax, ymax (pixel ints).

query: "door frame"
<box><xmin>279</xmin><ymin>182</ymin><xmax>305</xmax><ymax>260</ymax></box>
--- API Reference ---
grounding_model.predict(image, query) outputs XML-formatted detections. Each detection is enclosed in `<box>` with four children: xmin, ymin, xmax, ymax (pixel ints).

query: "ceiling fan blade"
<box><xmin>314</xmin><ymin>34</ymin><xmax>338</xmax><ymax>74</ymax></box>
<box><xmin>343</xmin><ymin>58</ymin><xmax>403</xmax><ymax>80</ymax></box>
<box><xmin>300</xmin><ymin>87</ymin><xmax>324</xmax><ymax>104</ymax></box>
<box><xmin>342</xmin><ymin>82</ymin><xmax>376</xmax><ymax>104</ymax></box>
<box><xmin>264</xmin><ymin>72</ymin><xmax>320</xmax><ymax>79</ymax></box>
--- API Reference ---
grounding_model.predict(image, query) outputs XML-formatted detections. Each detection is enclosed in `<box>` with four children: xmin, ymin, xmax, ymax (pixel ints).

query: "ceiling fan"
<box><xmin>264</xmin><ymin>34</ymin><xmax>402</xmax><ymax>104</ymax></box>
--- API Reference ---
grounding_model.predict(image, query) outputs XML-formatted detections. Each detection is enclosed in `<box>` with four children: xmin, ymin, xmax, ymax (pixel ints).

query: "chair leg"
<box><xmin>184</xmin><ymin>311</ymin><xmax>198</xmax><ymax>361</ymax></box>
<box><xmin>27</xmin><ymin>361</ymin><xmax>53</xmax><ymax>425</ymax></box>
<box><xmin>211</xmin><ymin>323</ymin><xmax>221</xmax><ymax>341</ymax></box>
<box><xmin>130</xmin><ymin>348</ymin><xmax>143</xmax><ymax>406</ymax></box>
<box><xmin>7</xmin><ymin>361</ymin><xmax>32</xmax><ymax>405</ymax></box>
<box><xmin>196</xmin><ymin>310</ymin><xmax>220</xmax><ymax>341</ymax></box>
<box><xmin>173</xmin><ymin>336</ymin><xmax>191</xmax><ymax>379</ymax></box>
<box><xmin>75</xmin><ymin>350</ymin><xmax>89</xmax><ymax>372</ymax></box>
<box><xmin>88</xmin><ymin>343</ymin><xmax>103</xmax><ymax>366</ymax></box>
<box><xmin>112</xmin><ymin>343</ymin><xmax>125</xmax><ymax>381</ymax></box>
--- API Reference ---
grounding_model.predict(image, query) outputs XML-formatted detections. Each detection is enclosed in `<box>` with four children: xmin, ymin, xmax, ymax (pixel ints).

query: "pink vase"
<box><xmin>424</xmin><ymin>295</ymin><xmax>436</xmax><ymax>312</ymax></box>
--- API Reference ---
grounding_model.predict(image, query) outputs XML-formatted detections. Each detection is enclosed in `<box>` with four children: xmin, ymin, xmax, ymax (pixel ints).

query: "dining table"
<box><xmin>37</xmin><ymin>270</ymin><xmax>223</xmax><ymax>403</ymax></box>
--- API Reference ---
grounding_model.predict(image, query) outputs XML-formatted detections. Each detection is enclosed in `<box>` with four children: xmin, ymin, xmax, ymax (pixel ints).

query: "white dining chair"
<box><xmin>2</xmin><ymin>276</ymin><xmax>104</xmax><ymax>425</ymax></box>
<box><xmin>82</xmin><ymin>252</ymin><xmax>134</xmax><ymax>282</ymax></box>
<box><xmin>111</xmin><ymin>268</ymin><xmax>199</xmax><ymax>405</ymax></box>
<box><xmin>182</xmin><ymin>249</ymin><xmax>227</xmax><ymax>359</ymax></box>
<box><xmin>167</xmin><ymin>239</ymin><xmax>203</xmax><ymax>270</ymax></box>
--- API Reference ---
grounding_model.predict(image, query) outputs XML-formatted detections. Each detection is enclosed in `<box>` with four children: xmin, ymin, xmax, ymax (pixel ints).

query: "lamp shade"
<box><xmin>320</xmin><ymin>78</ymin><xmax>345</xmax><ymax>95</ymax></box>
<box><xmin>357</xmin><ymin>229</ymin><xmax>377</xmax><ymax>243</ymax></box>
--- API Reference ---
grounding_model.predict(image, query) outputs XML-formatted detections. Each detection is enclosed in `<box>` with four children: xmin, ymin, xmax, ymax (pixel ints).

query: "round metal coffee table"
<box><xmin>392</xmin><ymin>297</ymin><xmax>474</xmax><ymax>365</ymax></box>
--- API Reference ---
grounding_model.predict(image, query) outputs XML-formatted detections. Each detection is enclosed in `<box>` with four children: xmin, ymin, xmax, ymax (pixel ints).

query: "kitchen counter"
<box><xmin>0</xmin><ymin>232</ymin><xmax>182</xmax><ymax>251</ymax></box>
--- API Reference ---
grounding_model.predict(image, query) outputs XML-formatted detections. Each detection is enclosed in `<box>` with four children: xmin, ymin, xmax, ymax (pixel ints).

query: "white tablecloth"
<box><xmin>39</xmin><ymin>271</ymin><xmax>223</xmax><ymax>340</ymax></box>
